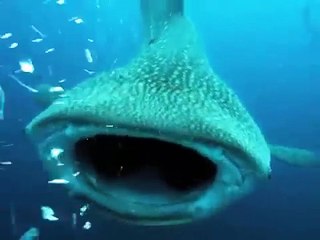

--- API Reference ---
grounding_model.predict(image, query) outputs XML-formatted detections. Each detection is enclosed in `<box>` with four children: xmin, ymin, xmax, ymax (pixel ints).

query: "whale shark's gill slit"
<box><xmin>73</xmin><ymin>135</ymin><xmax>217</xmax><ymax>193</ymax></box>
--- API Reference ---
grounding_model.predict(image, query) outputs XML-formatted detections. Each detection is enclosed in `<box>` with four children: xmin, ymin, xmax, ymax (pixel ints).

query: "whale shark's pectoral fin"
<box><xmin>269</xmin><ymin>144</ymin><xmax>320</xmax><ymax>167</ymax></box>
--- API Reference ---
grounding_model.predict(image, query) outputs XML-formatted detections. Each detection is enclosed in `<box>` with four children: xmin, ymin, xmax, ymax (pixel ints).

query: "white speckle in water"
<box><xmin>49</xmin><ymin>86</ymin><xmax>64</xmax><ymax>93</ymax></box>
<box><xmin>84</xmin><ymin>48</ymin><xmax>93</xmax><ymax>63</ymax></box>
<box><xmin>41</xmin><ymin>206</ymin><xmax>59</xmax><ymax>221</ymax></box>
<box><xmin>45</xmin><ymin>48</ymin><xmax>55</xmax><ymax>53</ymax></box>
<box><xmin>0</xmin><ymin>86</ymin><xmax>4</xmax><ymax>120</ymax></box>
<box><xmin>50</xmin><ymin>148</ymin><xmax>64</xmax><ymax>159</ymax></box>
<box><xmin>32</xmin><ymin>38</ymin><xmax>43</xmax><ymax>43</ymax></box>
<box><xmin>19</xmin><ymin>59</ymin><xmax>34</xmax><ymax>73</ymax></box>
<box><xmin>80</xmin><ymin>204</ymin><xmax>89</xmax><ymax>216</ymax></box>
<box><xmin>9</xmin><ymin>42</ymin><xmax>18</xmax><ymax>49</ymax></box>
<box><xmin>30</xmin><ymin>25</ymin><xmax>46</xmax><ymax>38</ymax></box>
<box><xmin>0</xmin><ymin>32</ymin><xmax>12</xmax><ymax>39</ymax></box>
<box><xmin>83</xmin><ymin>221</ymin><xmax>91</xmax><ymax>230</ymax></box>
<box><xmin>72</xmin><ymin>213</ymin><xmax>77</xmax><ymax>229</ymax></box>
<box><xmin>83</xmin><ymin>69</ymin><xmax>95</xmax><ymax>75</ymax></box>
<box><xmin>0</xmin><ymin>161</ymin><xmax>12</xmax><ymax>165</ymax></box>
<box><xmin>48</xmin><ymin>179</ymin><xmax>69</xmax><ymax>184</ymax></box>
<box><xmin>69</xmin><ymin>17</ymin><xmax>84</xmax><ymax>24</ymax></box>
<box><xmin>56</xmin><ymin>0</ymin><xmax>65</xmax><ymax>5</ymax></box>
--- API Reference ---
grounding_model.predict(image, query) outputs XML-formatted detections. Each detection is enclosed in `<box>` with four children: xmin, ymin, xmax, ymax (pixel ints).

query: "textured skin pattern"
<box><xmin>26</xmin><ymin>17</ymin><xmax>271</xmax><ymax>176</ymax></box>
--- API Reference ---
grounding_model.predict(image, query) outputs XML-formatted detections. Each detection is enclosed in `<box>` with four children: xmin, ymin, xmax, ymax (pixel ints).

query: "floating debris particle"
<box><xmin>68</xmin><ymin>17</ymin><xmax>84</xmax><ymax>24</ymax></box>
<box><xmin>30</xmin><ymin>25</ymin><xmax>46</xmax><ymax>38</ymax></box>
<box><xmin>84</xmin><ymin>48</ymin><xmax>93</xmax><ymax>63</ymax></box>
<box><xmin>8</xmin><ymin>74</ymin><xmax>38</xmax><ymax>93</ymax></box>
<box><xmin>80</xmin><ymin>204</ymin><xmax>89</xmax><ymax>216</ymax></box>
<box><xmin>0</xmin><ymin>32</ymin><xmax>12</xmax><ymax>39</ymax></box>
<box><xmin>50</xmin><ymin>148</ymin><xmax>64</xmax><ymax>159</ymax></box>
<box><xmin>19</xmin><ymin>59</ymin><xmax>34</xmax><ymax>73</ymax></box>
<box><xmin>45</xmin><ymin>48</ymin><xmax>55</xmax><ymax>54</ymax></box>
<box><xmin>49</xmin><ymin>148</ymin><xmax>65</xmax><ymax>166</ymax></box>
<box><xmin>31</xmin><ymin>38</ymin><xmax>43</xmax><ymax>43</ymax></box>
<box><xmin>9</xmin><ymin>43</ymin><xmax>18</xmax><ymax>49</ymax></box>
<box><xmin>10</xmin><ymin>203</ymin><xmax>17</xmax><ymax>236</ymax></box>
<box><xmin>48</xmin><ymin>179</ymin><xmax>69</xmax><ymax>184</ymax></box>
<box><xmin>83</xmin><ymin>69</ymin><xmax>95</xmax><ymax>75</ymax></box>
<box><xmin>19</xmin><ymin>227</ymin><xmax>39</xmax><ymax>240</ymax></box>
<box><xmin>72</xmin><ymin>213</ymin><xmax>77</xmax><ymax>229</ymax></box>
<box><xmin>56</xmin><ymin>0</ymin><xmax>65</xmax><ymax>5</ymax></box>
<box><xmin>83</xmin><ymin>221</ymin><xmax>91</xmax><ymax>230</ymax></box>
<box><xmin>49</xmin><ymin>86</ymin><xmax>64</xmax><ymax>93</ymax></box>
<box><xmin>41</xmin><ymin>206</ymin><xmax>59</xmax><ymax>221</ymax></box>
<box><xmin>0</xmin><ymin>85</ymin><xmax>4</xmax><ymax>120</ymax></box>
<box><xmin>75</xmin><ymin>18</ymin><xmax>84</xmax><ymax>24</ymax></box>
<box><xmin>0</xmin><ymin>161</ymin><xmax>12</xmax><ymax>165</ymax></box>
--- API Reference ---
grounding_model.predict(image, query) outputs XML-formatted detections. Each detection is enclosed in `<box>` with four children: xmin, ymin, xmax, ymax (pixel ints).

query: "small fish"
<box><xmin>41</xmin><ymin>206</ymin><xmax>59</xmax><ymax>221</ymax></box>
<box><xmin>9</xmin><ymin>42</ymin><xmax>18</xmax><ymax>49</ymax></box>
<box><xmin>0</xmin><ymin>161</ymin><xmax>12</xmax><ymax>165</ymax></box>
<box><xmin>0</xmin><ymin>85</ymin><xmax>5</xmax><ymax>120</ymax></box>
<box><xmin>30</xmin><ymin>25</ymin><xmax>46</xmax><ymax>39</ymax></box>
<box><xmin>31</xmin><ymin>38</ymin><xmax>43</xmax><ymax>43</ymax></box>
<box><xmin>48</xmin><ymin>179</ymin><xmax>69</xmax><ymax>184</ymax></box>
<box><xmin>0</xmin><ymin>32</ymin><xmax>12</xmax><ymax>39</ymax></box>
<box><xmin>45</xmin><ymin>48</ymin><xmax>55</xmax><ymax>54</ymax></box>
<box><xmin>72</xmin><ymin>213</ymin><xmax>77</xmax><ymax>229</ymax></box>
<box><xmin>19</xmin><ymin>59</ymin><xmax>34</xmax><ymax>73</ymax></box>
<box><xmin>84</xmin><ymin>48</ymin><xmax>93</xmax><ymax>63</ymax></box>
<box><xmin>68</xmin><ymin>17</ymin><xmax>84</xmax><ymax>24</ymax></box>
<box><xmin>8</xmin><ymin>74</ymin><xmax>38</xmax><ymax>93</ymax></box>
<box><xmin>56</xmin><ymin>0</ymin><xmax>65</xmax><ymax>5</ymax></box>
<box><xmin>83</xmin><ymin>69</ymin><xmax>95</xmax><ymax>75</ymax></box>
<box><xmin>82</xmin><ymin>221</ymin><xmax>91</xmax><ymax>230</ymax></box>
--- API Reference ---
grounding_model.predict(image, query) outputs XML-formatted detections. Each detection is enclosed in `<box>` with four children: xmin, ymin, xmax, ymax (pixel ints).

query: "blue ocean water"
<box><xmin>0</xmin><ymin>0</ymin><xmax>320</xmax><ymax>239</ymax></box>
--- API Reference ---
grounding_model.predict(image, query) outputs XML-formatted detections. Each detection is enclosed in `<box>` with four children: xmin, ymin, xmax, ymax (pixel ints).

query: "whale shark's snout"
<box><xmin>25</xmin><ymin>5</ymin><xmax>272</xmax><ymax>225</ymax></box>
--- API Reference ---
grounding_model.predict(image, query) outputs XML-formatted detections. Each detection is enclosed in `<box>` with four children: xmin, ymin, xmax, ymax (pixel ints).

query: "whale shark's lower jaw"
<box><xmin>33</xmin><ymin>121</ymin><xmax>258</xmax><ymax>226</ymax></box>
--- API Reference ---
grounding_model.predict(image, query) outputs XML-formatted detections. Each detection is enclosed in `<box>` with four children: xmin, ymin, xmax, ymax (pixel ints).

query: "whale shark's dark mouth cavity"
<box><xmin>73</xmin><ymin>135</ymin><xmax>218</xmax><ymax>194</ymax></box>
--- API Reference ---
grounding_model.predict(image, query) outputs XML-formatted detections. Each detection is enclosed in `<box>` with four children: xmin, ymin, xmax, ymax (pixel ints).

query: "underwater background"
<box><xmin>0</xmin><ymin>0</ymin><xmax>320</xmax><ymax>239</ymax></box>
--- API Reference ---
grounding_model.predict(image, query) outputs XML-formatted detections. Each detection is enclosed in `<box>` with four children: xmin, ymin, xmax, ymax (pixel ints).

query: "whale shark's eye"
<box><xmin>73</xmin><ymin>135</ymin><xmax>217</xmax><ymax>192</ymax></box>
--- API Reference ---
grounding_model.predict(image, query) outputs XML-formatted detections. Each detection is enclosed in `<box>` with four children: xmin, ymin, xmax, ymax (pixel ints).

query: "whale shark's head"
<box><xmin>25</xmin><ymin>17</ymin><xmax>271</xmax><ymax>226</ymax></box>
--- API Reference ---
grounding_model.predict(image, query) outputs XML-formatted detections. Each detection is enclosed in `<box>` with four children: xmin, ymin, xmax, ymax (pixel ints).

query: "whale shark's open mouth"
<box><xmin>32</xmin><ymin>122</ymin><xmax>254</xmax><ymax>225</ymax></box>
<box><xmin>74</xmin><ymin>134</ymin><xmax>218</xmax><ymax>198</ymax></box>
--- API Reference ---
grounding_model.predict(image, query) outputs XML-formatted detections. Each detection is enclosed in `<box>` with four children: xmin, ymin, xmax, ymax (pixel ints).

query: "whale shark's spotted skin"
<box><xmin>26</xmin><ymin>17</ymin><xmax>271</xmax><ymax>177</ymax></box>
<box><xmin>25</xmin><ymin>1</ymin><xmax>319</xmax><ymax>226</ymax></box>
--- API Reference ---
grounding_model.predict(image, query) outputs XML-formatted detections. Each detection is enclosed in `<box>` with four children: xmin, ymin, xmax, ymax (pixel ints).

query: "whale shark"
<box><xmin>25</xmin><ymin>0</ymin><xmax>320</xmax><ymax>226</ymax></box>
